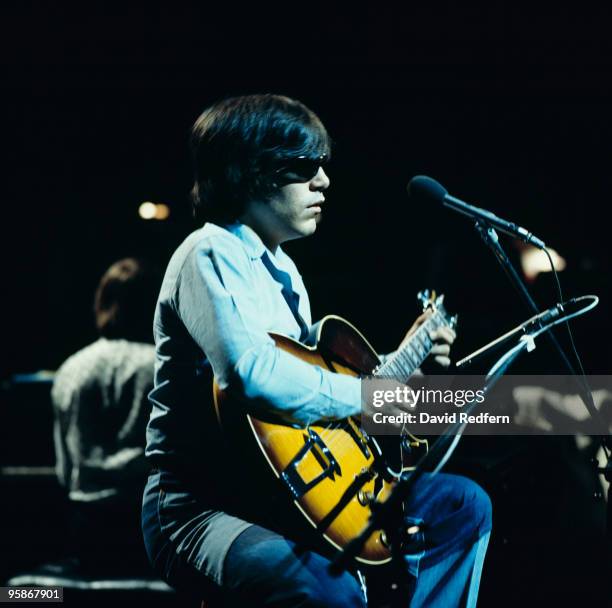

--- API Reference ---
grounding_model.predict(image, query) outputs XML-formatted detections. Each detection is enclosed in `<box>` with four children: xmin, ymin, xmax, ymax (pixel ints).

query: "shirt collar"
<box><xmin>222</xmin><ymin>222</ymin><xmax>267</xmax><ymax>260</ymax></box>
<box><xmin>224</xmin><ymin>222</ymin><xmax>294</xmax><ymax>268</ymax></box>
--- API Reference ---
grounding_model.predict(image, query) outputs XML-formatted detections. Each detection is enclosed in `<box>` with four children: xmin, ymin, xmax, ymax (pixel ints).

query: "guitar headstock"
<box><xmin>417</xmin><ymin>289</ymin><xmax>458</xmax><ymax>330</ymax></box>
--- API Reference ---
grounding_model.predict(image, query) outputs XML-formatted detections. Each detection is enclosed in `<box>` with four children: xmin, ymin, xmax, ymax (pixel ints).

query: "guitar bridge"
<box><xmin>281</xmin><ymin>428</ymin><xmax>342</xmax><ymax>499</ymax></box>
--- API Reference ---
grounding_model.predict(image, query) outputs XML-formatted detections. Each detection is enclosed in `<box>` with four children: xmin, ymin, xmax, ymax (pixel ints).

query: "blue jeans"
<box><xmin>142</xmin><ymin>470</ymin><xmax>491</xmax><ymax>607</ymax></box>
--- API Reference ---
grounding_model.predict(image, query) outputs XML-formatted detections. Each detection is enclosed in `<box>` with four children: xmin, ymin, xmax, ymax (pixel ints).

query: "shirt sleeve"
<box><xmin>51</xmin><ymin>383</ymin><xmax>70</xmax><ymax>488</ymax></box>
<box><xmin>175</xmin><ymin>238</ymin><xmax>362</xmax><ymax>426</ymax></box>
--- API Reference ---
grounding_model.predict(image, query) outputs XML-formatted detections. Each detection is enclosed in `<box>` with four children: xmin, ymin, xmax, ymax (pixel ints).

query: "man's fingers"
<box><xmin>417</xmin><ymin>310</ymin><xmax>433</xmax><ymax>323</ymax></box>
<box><xmin>429</xmin><ymin>326</ymin><xmax>456</xmax><ymax>344</ymax></box>
<box><xmin>434</xmin><ymin>355</ymin><xmax>452</xmax><ymax>368</ymax></box>
<box><xmin>409</xmin><ymin>310</ymin><xmax>433</xmax><ymax>333</ymax></box>
<box><xmin>431</xmin><ymin>343</ymin><xmax>451</xmax><ymax>356</ymax></box>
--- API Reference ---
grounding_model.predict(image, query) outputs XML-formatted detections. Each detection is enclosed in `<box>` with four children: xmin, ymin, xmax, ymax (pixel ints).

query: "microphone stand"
<box><xmin>330</xmin><ymin>336</ymin><xmax>532</xmax><ymax>578</ymax></box>
<box><xmin>473</xmin><ymin>222</ymin><xmax>602</xmax><ymax>419</ymax></box>
<box><xmin>474</xmin><ymin>221</ymin><xmax>612</xmax><ymax>554</ymax></box>
<box><xmin>455</xmin><ymin>304</ymin><xmax>564</xmax><ymax>369</ymax></box>
<box><xmin>331</xmin><ymin>220</ymin><xmax>611</xmax><ymax>588</ymax></box>
<box><xmin>474</xmin><ymin>224</ymin><xmax>574</xmax><ymax>367</ymax></box>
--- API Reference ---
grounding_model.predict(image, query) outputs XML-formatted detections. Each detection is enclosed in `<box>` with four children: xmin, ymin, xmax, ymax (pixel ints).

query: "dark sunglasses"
<box><xmin>272</xmin><ymin>154</ymin><xmax>329</xmax><ymax>183</ymax></box>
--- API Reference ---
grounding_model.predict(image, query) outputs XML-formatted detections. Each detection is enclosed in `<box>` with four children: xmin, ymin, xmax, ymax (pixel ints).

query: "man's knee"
<box><xmin>425</xmin><ymin>473</ymin><xmax>492</xmax><ymax>533</ymax></box>
<box><xmin>466</xmin><ymin>478</ymin><xmax>492</xmax><ymax>530</ymax></box>
<box><xmin>450</xmin><ymin>475</ymin><xmax>492</xmax><ymax>533</ymax></box>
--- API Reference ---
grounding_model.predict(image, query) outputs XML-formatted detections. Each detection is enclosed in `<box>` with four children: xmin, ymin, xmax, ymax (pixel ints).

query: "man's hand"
<box><xmin>398</xmin><ymin>310</ymin><xmax>456</xmax><ymax>369</ymax></box>
<box><xmin>428</xmin><ymin>325</ymin><xmax>456</xmax><ymax>368</ymax></box>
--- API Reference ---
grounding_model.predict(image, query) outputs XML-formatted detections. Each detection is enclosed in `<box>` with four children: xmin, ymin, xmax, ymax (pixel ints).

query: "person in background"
<box><xmin>52</xmin><ymin>257</ymin><xmax>160</xmax><ymax>574</ymax></box>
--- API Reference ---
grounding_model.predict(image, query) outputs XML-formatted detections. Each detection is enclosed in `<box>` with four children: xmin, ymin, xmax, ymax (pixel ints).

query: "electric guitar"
<box><xmin>213</xmin><ymin>290</ymin><xmax>457</xmax><ymax>565</ymax></box>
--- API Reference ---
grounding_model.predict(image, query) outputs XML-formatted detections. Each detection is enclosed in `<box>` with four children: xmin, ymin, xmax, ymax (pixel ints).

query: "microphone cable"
<box><xmin>543</xmin><ymin>247</ymin><xmax>610</xmax><ymax>461</ymax></box>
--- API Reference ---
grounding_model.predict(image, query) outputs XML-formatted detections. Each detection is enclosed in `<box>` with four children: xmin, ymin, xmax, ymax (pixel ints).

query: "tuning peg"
<box><xmin>451</xmin><ymin>314</ymin><xmax>458</xmax><ymax>329</ymax></box>
<box><xmin>435</xmin><ymin>294</ymin><xmax>445</xmax><ymax>306</ymax></box>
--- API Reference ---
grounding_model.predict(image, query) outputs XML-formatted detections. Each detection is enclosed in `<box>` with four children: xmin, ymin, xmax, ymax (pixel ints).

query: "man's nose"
<box><xmin>311</xmin><ymin>166</ymin><xmax>330</xmax><ymax>191</ymax></box>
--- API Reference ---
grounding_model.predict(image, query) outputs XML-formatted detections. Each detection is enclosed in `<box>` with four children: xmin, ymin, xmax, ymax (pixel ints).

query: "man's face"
<box><xmin>265</xmin><ymin>166</ymin><xmax>330</xmax><ymax>242</ymax></box>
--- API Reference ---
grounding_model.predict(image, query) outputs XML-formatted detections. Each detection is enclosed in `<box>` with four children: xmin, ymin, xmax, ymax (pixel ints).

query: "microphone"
<box><xmin>407</xmin><ymin>175</ymin><xmax>546</xmax><ymax>249</ymax></box>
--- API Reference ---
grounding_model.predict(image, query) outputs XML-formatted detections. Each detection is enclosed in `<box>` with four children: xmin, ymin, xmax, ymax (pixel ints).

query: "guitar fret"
<box><xmin>385</xmin><ymin>357</ymin><xmax>403</xmax><ymax>379</ymax></box>
<box><xmin>417</xmin><ymin>335</ymin><xmax>427</xmax><ymax>356</ymax></box>
<box><xmin>388</xmin><ymin>360</ymin><xmax>401</xmax><ymax>378</ymax></box>
<box><xmin>419</xmin><ymin>328</ymin><xmax>433</xmax><ymax>351</ymax></box>
<box><xmin>374</xmin><ymin>305</ymin><xmax>453</xmax><ymax>382</ymax></box>
<box><xmin>414</xmin><ymin>329</ymin><xmax>429</xmax><ymax>358</ymax></box>
<box><xmin>397</xmin><ymin>349</ymin><xmax>415</xmax><ymax>381</ymax></box>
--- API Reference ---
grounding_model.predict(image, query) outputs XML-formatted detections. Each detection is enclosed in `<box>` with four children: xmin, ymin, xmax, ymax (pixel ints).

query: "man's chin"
<box><xmin>300</xmin><ymin>219</ymin><xmax>318</xmax><ymax>235</ymax></box>
<box><xmin>288</xmin><ymin>219</ymin><xmax>319</xmax><ymax>241</ymax></box>
<box><xmin>307</xmin><ymin>218</ymin><xmax>320</xmax><ymax>234</ymax></box>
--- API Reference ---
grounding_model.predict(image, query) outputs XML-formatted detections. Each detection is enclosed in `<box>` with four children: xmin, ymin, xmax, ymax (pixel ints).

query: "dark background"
<box><xmin>2</xmin><ymin>2</ymin><xmax>611</xmax><ymax>375</ymax></box>
<box><xmin>1</xmin><ymin>2</ymin><xmax>611</xmax><ymax>606</ymax></box>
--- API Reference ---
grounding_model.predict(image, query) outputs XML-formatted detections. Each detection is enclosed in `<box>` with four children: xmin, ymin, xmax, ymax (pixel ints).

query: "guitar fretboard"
<box><xmin>374</xmin><ymin>311</ymin><xmax>448</xmax><ymax>383</ymax></box>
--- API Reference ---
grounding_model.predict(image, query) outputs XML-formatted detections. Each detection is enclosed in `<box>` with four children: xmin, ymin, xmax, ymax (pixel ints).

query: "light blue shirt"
<box><xmin>144</xmin><ymin>221</ymin><xmax>367</xmax><ymax>585</ymax></box>
<box><xmin>145</xmin><ymin>221</ymin><xmax>361</xmax><ymax>468</ymax></box>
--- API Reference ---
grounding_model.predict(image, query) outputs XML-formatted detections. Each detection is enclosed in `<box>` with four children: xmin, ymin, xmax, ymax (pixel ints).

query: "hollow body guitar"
<box><xmin>213</xmin><ymin>291</ymin><xmax>456</xmax><ymax>566</ymax></box>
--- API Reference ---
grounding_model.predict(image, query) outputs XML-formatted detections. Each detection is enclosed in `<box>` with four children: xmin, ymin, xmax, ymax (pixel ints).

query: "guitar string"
<box><xmin>315</xmin><ymin>312</ymin><xmax>447</xmax><ymax>457</ymax></box>
<box><xmin>378</xmin><ymin>313</ymin><xmax>442</xmax><ymax>381</ymax></box>
<box><xmin>318</xmin><ymin>313</ymin><xmax>443</xmax><ymax>450</ymax></box>
<box><xmin>283</xmin><ymin>312</ymin><xmax>452</xmax><ymax>540</ymax></box>
<box><xmin>295</xmin><ymin>316</ymin><xmax>446</xmax><ymax>518</ymax></box>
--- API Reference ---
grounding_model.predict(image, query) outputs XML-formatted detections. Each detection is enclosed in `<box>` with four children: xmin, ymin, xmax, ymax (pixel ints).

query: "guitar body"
<box><xmin>213</xmin><ymin>315</ymin><xmax>424</xmax><ymax>566</ymax></box>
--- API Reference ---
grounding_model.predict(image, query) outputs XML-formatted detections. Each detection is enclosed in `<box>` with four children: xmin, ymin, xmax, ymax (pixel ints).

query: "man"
<box><xmin>53</xmin><ymin>257</ymin><xmax>158</xmax><ymax>573</ymax></box>
<box><xmin>141</xmin><ymin>94</ymin><xmax>491</xmax><ymax>606</ymax></box>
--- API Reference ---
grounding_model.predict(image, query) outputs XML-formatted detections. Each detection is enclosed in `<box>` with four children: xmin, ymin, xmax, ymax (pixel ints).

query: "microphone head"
<box><xmin>407</xmin><ymin>175</ymin><xmax>448</xmax><ymax>204</ymax></box>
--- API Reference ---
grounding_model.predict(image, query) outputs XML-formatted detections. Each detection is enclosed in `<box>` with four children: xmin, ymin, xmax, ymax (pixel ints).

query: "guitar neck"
<box><xmin>375</xmin><ymin>312</ymin><xmax>447</xmax><ymax>383</ymax></box>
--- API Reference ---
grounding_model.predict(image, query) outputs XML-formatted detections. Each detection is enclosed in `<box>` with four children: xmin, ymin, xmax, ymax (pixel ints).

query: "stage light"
<box><xmin>520</xmin><ymin>244</ymin><xmax>566</xmax><ymax>282</ymax></box>
<box><xmin>139</xmin><ymin>202</ymin><xmax>157</xmax><ymax>220</ymax></box>
<box><xmin>139</xmin><ymin>202</ymin><xmax>171</xmax><ymax>221</ymax></box>
<box><xmin>154</xmin><ymin>204</ymin><xmax>170</xmax><ymax>220</ymax></box>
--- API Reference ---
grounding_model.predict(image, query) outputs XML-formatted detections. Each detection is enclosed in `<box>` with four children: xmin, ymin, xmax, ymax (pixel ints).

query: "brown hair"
<box><xmin>94</xmin><ymin>258</ymin><xmax>159</xmax><ymax>342</ymax></box>
<box><xmin>190</xmin><ymin>94</ymin><xmax>331</xmax><ymax>223</ymax></box>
